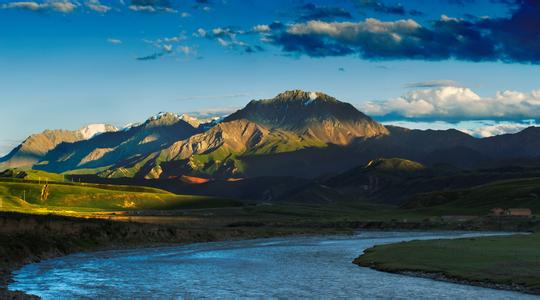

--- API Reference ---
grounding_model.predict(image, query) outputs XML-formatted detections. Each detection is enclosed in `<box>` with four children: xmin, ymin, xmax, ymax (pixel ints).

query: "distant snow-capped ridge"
<box><xmin>78</xmin><ymin>124</ymin><xmax>118</xmax><ymax>140</ymax></box>
<box><xmin>180</xmin><ymin>113</ymin><xmax>222</xmax><ymax>128</ymax></box>
<box><xmin>148</xmin><ymin>112</ymin><xmax>181</xmax><ymax>122</ymax></box>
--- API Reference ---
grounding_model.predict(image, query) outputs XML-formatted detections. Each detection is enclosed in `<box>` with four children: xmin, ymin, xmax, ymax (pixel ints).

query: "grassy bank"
<box><xmin>0</xmin><ymin>211</ymin><xmax>354</xmax><ymax>299</ymax></box>
<box><xmin>354</xmin><ymin>233</ymin><xmax>540</xmax><ymax>294</ymax></box>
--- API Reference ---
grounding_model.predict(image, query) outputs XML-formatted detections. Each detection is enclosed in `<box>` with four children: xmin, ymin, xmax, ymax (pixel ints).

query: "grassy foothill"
<box><xmin>355</xmin><ymin>233</ymin><xmax>540</xmax><ymax>294</ymax></box>
<box><xmin>0</xmin><ymin>179</ymin><xmax>239</xmax><ymax>215</ymax></box>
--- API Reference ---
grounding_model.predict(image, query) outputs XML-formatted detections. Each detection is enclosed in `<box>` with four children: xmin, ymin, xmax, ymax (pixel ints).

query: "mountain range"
<box><xmin>2</xmin><ymin>90</ymin><xmax>540</xmax><ymax>182</ymax></box>
<box><xmin>0</xmin><ymin>124</ymin><xmax>117</xmax><ymax>170</ymax></box>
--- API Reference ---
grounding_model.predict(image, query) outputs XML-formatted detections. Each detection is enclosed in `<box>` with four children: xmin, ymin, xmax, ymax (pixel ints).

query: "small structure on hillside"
<box><xmin>490</xmin><ymin>208</ymin><xmax>505</xmax><ymax>216</ymax></box>
<box><xmin>505</xmin><ymin>208</ymin><xmax>532</xmax><ymax>217</ymax></box>
<box><xmin>489</xmin><ymin>207</ymin><xmax>532</xmax><ymax>217</ymax></box>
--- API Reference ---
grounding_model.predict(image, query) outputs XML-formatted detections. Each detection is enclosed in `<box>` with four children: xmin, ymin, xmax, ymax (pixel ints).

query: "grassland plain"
<box><xmin>355</xmin><ymin>232</ymin><xmax>540</xmax><ymax>295</ymax></box>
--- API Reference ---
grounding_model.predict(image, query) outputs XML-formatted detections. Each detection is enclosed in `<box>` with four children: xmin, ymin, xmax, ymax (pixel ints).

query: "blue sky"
<box><xmin>1</xmin><ymin>0</ymin><xmax>540</xmax><ymax>155</ymax></box>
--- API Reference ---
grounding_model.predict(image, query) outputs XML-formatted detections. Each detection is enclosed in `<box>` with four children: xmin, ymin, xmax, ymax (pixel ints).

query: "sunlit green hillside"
<box><xmin>0</xmin><ymin>177</ymin><xmax>239</xmax><ymax>215</ymax></box>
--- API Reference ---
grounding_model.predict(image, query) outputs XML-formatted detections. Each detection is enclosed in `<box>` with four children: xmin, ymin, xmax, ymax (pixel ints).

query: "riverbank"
<box><xmin>354</xmin><ymin>233</ymin><xmax>540</xmax><ymax>295</ymax></box>
<box><xmin>3</xmin><ymin>207</ymin><xmax>539</xmax><ymax>299</ymax></box>
<box><xmin>0</xmin><ymin>211</ymin><xmax>354</xmax><ymax>299</ymax></box>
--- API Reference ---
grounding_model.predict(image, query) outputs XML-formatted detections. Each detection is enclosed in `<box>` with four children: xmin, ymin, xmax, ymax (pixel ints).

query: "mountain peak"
<box><xmin>144</xmin><ymin>112</ymin><xmax>183</xmax><ymax>127</ymax></box>
<box><xmin>268</xmin><ymin>90</ymin><xmax>337</xmax><ymax>105</ymax></box>
<box><xmin>224</xmin><ymin>90</ymin><xmax>389</xmax><ymax>145</ymax></box>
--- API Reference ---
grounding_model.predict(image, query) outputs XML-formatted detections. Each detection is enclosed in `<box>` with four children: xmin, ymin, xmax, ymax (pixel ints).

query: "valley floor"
<box><xmin>355</xmin><ymin>232</ymin><xmax>540</xmax><ymax>295</ymax></box>
<box><xmin>1</xmin><ymin>203</ymin><xmax>539</xmax><ymax>299</ymax></box>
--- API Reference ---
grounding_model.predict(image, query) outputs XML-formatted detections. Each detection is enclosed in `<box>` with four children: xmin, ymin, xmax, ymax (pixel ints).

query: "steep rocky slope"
<box><xmin>0</xmin><ymin>124</ymin><xmax>117</xmax><ymax>170</ymax></box>
<box><xmin>35</xmin><ymin>113</ymin><xmax>201</xmax><ymax>174</ymax></box>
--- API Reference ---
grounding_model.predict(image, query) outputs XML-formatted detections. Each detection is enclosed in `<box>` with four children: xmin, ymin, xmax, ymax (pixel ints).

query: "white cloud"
<box><xmin>286</xmin><ymin>18</ymin><xmax>421</xmax><ymax>43</ymax></box>
<box><xmin>48</xmin><ymin>1</ymin><xmax>76</xmax><ymax>12</ymax></box>
<box><xmin>2</xmin><ymin>2</ymin><xmax>42</xmax><ymax>11</ymax></box>
<box><xmin>178</xmin><ymin>45</ymin><xmax>195</xmax><ymax>55</ymax></box>
<box><xmin>129</xmin><ymin>5</ymin><xmax>155</xmax><ymax>12</ymax></box>
<box><xmin>85</xmin><ymin>0</ymin><xmax>110</xmax><ymax>13</ymax></box>
<box><xmin>162</xmin><ymin>44</ymin><xmax>173</xmax><ymax>52</ymax></box>
<box><xmin>363</xmin><ymin>86</ymin><xmax>540</xmax><ymax>120</ymax></box>
<box><xmin>129</xmin><ymin>4</ymin><xmax>177</xmax><ymax>13</ymax></box>
<box><xmin>253</xmin><ymin>24</ymin><xmax>270</xmax><ymax>32</ymax></box>
<box><xmin>107</xmin><ymin>38</ymin><xmax>122</xmax><ymax>45</ymax></box>
<box><xmin>1</xmin><ymin>1</ymin><xmax>77</xmax><ymax>13</ymax></box>
<box><xmin>194</xmin><ymin>28</ymin><xmax>207</xmax><ymax>38</ymax></box>
<box><xmin>463</xmin><ymin>121</ymin><xmax>535</xmax><ymax>138</ymax></box>
<box><xmin>180</xmin><ymin>12</ymin><xmax>190</xmax><ymax>18</ymax></box>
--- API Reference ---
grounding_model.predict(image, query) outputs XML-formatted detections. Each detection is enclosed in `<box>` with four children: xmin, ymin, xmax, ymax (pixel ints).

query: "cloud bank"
<box><xmin>257</xmin><ymin>0</ymin><xmax>540</xmax><ymax>64</ymax></box>
<box><xmin>1</xmin><ymin>1</ymin><xmax>77</xmax><ymax>13</ymax></box>
<box><xmin>363</xmin><ymin>86</ymin><xmax>540</xmax><ymax>121</ymax></box>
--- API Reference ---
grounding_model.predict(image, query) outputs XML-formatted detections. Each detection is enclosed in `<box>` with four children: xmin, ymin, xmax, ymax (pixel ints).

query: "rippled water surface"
<box><xmin>10</xmin><ymin>231</ymin><xmax>538</xmax><ymax>299</ymax></box>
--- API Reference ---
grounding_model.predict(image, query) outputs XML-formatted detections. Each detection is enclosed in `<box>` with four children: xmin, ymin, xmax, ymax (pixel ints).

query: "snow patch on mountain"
<box><xmin>149</xmin><ymin>112</ymin><xmax>181</xmax><ymax>121</ymax></box>
<box><xmin>79</xmin><ymin>124</ymin><xmax>118</xmax><ymax>140</ymax></box>
<box><xmin>122</xmin><ymin>123</ymin><xmax>141</xmax><ymax>131</ymax></box>
<box><xmin>304</xmin><ymin>91</ymin><xmax>319</xmax><ymax>106</ymax></box>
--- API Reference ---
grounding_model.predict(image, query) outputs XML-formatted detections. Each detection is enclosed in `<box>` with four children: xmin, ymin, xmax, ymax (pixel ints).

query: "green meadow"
<box><xmin>0</xmin><ymin>178</ymin><xmax>239</xmax><ymax>215</ymax></box>
<box><xmin>355</xmin><ymin>233</ymin><xmax>540</xmax><ymax>293</ymax></box>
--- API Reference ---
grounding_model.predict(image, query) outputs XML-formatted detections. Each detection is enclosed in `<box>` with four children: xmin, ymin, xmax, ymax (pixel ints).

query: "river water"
<box><xmin>9</xmin><ymin>231</ymin><xmax>538</xmax><ymax>299</ymax></box>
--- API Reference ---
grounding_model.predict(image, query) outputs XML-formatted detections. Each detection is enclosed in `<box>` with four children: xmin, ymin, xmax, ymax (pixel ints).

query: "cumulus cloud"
<box><xmin>253</xmin><ymin>24</ymin><xmax>270</xmax><ymax>33</ymax></box>
<box><xmin>137</xmin><ymin>33</ymin><xmax>194</xmax><ymax>60</ymax></box>
<box><xmin>266</xmin><ymin>18</ymin><xmax>423</xmax><ymax>57</ymax></box>
<box><xmin>464</xmin><ymin>121</ymin><xmax>535</xmax><ymax>137</ymax></box>
<box><xmin>85</xmin><ymin>0</ymin><xmax>110</xmax><ymax>13</ymax></box>
<box><xmin>195</xmin><ymin>26</ymin><xmax>263</xmax><ymax>53</ymax></box>
<box><xmin>362</xmin><ymin>86</ymin><xmax>540</xmax><ymax>121</ymax></box>
<box><xmin>1</xmin><ymin>1</ymin><xmax>77</xmax><ymax>13</ymax></box>
<box><xmin>129</xmin><ymin>0</ymin><xmax>176</xmax><ymax>13</ymax></box>
<box><xmin>258</xmin><ymin>0</ymin><xmax>540</xmax><ymax>64</ymax></box>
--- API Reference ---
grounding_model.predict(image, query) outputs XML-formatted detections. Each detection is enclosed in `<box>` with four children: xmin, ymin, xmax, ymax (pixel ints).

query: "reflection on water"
<box><xmin>10</xmin><ymin>231</ymin><xmax>537</xmax><ymax>299</ymax></box>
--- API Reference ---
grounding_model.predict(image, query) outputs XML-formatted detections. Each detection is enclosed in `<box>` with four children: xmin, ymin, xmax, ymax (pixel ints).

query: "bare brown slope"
<box><xmin>224</xmin><ymin>90</ymin><xmax>388</xmax><ymax>145</ymax></box>
<box><xmin>0</xmin><ymin>130</ymin><xmax>88</xmax><ymax>170</ymax></box>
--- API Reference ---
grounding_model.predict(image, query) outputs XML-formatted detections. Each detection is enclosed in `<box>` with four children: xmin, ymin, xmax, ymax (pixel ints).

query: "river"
<box><xmin>9</xmin><ymin>231</ymin><xmax>537</xmax><ymax>299</ymax></box>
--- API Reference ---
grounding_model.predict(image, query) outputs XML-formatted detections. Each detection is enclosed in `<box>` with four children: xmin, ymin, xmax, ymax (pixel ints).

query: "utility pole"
<box><xmin>23</xmin><ymin>190</ymin><xmax>26</xmax><ymax>202</ymax></box>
